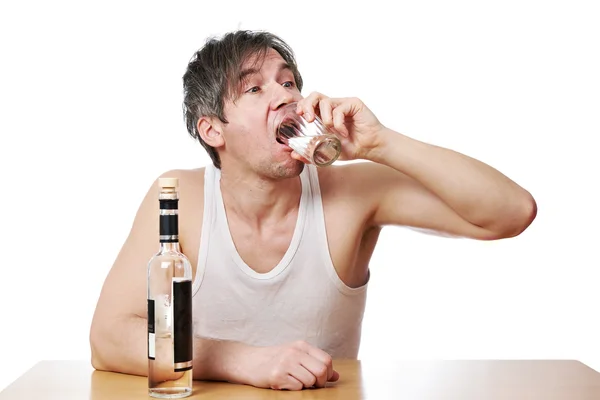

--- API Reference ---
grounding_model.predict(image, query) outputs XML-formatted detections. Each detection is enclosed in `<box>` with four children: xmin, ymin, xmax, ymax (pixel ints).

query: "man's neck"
<box><xmin>219</xmin><ymin>168</ymin><xmax>302</xmax><ymax>230</ymax></box>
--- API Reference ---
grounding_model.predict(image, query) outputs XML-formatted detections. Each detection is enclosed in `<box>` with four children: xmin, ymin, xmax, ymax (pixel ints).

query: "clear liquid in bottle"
<box><xmin>147</xmin><ymin>177</ymin><xmax>193</xmax><ymax>398</ymax></box>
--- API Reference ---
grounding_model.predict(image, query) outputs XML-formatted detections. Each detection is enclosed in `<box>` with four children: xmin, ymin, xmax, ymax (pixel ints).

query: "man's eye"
<box><xmin>246</xmin><ymin>86</ymin><xmax>260</xmax><ymax>93</ymax></box>
<box><xmin>282</xmin><ymin>81</ymin><xmax>294</xmax><ymax>88</ymax></box>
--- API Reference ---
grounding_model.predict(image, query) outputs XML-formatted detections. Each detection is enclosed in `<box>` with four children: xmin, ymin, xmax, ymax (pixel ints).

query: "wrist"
<box><xmin>226</xmin><ymin>342</ymin><xmax>259</xmax><ymax>386</ymax></box>
<box><xmin>363</xmin><ymin>126</ymin><xmax>402</xmax><ymax>163</ymax></box>
<box><xmin>193</xmin><ymin>338</ymin><xmax>254</xmax><ymax>384</ymax></box>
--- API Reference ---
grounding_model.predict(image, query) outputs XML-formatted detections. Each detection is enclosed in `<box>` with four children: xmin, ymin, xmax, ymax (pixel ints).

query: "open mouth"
<box><xmin>276</xmin><ymin>122</ymin><xmax>299</xmax><ymax>144</ymax></box>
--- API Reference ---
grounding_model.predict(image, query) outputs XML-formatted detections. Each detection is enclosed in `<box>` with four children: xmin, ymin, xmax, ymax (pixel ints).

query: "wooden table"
<box><xmin>1</xmin><ymin>359</ymin><xmax>599</xmax><ymax>399</ymax></box>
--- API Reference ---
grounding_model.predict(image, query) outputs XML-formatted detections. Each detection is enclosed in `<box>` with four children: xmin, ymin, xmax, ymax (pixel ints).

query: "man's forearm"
<box><xmin>90</xmin><ymin>315</ymin><xmax>148</xmax><ymax>376</ymax></box>
<box><xmin>90</xmin><ymin>315</ymin><xmax>253</xmax><ymax>384</ymax></box>
<box><xmin>192</xmin><ymin>336</ymin><xmax>254</xmax><ymax>384</ymax></box>
<box><xmin>367</xmin><ymin>127</ymin><xmax>536</xmax><ymax>235</ymax></box>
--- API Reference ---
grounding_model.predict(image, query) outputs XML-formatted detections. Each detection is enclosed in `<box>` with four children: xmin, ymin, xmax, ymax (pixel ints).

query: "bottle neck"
<box><xmin>159</xmin><ymin>198</ymin><xmax>179</xmax><ymax>246</ymax></box>
<box><xmin>160</xmin><ymin>241</ymin><xmax>181</xmax><ymax>252</ymax></box>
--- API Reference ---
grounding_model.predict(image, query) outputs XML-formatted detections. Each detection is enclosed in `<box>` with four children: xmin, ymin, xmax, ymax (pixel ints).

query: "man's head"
<box><xmin>183</xmin><ymin>30</ymin><xmax>305</xmax><ymax>178</ymax></box>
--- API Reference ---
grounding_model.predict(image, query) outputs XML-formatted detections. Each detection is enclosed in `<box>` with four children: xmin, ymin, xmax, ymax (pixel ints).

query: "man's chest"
<box><xmin>229</xmin><ymin>221</ymin><xmax>297</xmax><ymax>274</ymax></box>
<box><xmin>181</xmin><ymin>184</ymin><xmax>374</xmax><ymax>289</ymax></box>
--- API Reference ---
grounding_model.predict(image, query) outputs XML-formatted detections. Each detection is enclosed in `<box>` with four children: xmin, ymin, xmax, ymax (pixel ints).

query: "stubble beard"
<box><xmin>260</xmin><ymin>157</ymin><xmax>305</xmax><ymax>180</ymax></box>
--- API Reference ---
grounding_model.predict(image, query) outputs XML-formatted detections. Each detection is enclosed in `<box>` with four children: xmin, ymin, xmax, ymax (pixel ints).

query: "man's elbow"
<box><xmin>89</xmin><ymin>324</ymin><xmax>109</xmax><ymax>371</ymax></box>
<box><xmin>90</xmin><ymin>352</ymin><xmax>106</xmax><ymax>372</ymax></box>
<box><xmin>496</xmin><ymin>193</ymin><xmax>538</xmax><ymax>239</ymax></box>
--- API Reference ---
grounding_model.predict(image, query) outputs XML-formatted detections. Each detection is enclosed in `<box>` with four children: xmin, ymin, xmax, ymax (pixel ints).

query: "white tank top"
<box><xmin>191</xmin><ymin>164</ymin><xmax>368</xmax><ymax>358</ymax></box>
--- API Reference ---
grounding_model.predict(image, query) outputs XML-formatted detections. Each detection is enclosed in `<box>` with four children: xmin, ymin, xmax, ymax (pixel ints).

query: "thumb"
<box><xmin>328</xmin><ymin>370</ymin><xmax>340</xmax><ymax>382</ymax></box>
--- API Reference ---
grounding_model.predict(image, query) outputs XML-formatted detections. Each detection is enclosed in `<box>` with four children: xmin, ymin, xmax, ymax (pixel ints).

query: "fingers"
<box><xmin>297</xmin><ymin>92</ymin><xmax>356</xmax><ymax>137</ymax></box>
<box><xmin>297</xmin><ymin>92</ymin><xmax>340</xmax><ymax>122</ymax></box>
<box><xmin>290</xmin><ymin>364</ymin><xmax>318</xmax><ymax>388</ymax></box>
<box><xmin>332</xmin><ymin>102</ymin><xmax>352</xmax><ymax>137</ymax></box>
<box><xmin>264</xmin><ymin>341</ymin><xmax>338</xmax><ymax>391</ymax></box>
<box><xmin>298</xmin><ymin>353</ymin><xmax>329</xmax><ymax>388</ymax></box>
<box><xmin>295</xmin><ymin>341</ymin><xmax>336</xmax><ymax>383</ymax></box>
<box><xmin>296</xmin><ymin>92</ymin><xmax>322</xmax><ymax>121</ymax></box>
<box><xmin>271</xmin><ymin>375</ymin><xmax>304</xmax><ymax>391</ymax></box>
<box><xmin>318</xmin><ymin>98</ymin><xmax>334</xmax><ymax>128</ymax></box>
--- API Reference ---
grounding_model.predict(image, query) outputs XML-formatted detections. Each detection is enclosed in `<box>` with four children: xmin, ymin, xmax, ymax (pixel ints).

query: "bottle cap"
<box><xmin>158</xmin><ymin>177</ymin><xmax>179</xmax><ymax>189</ymax></box>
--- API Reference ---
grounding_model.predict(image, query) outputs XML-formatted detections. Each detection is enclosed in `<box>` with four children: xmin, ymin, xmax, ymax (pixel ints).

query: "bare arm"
<box><xmin>364</xmin><ymin>129</ymin><xmax>537</xmax><ymax>239</ymax></box>
<box><xmin>89</xmin><ymin>171</ymin><xmax>338</xmax><ymax>390</ymax></box>
<box><xmin>89</xmin><ymin>170</ymin><xmax>249</xmax><ymax>380</ymax></box>
<box><xmin>296</xmin><ymin>93</ymin><xmax>537</xmax><ymax>240</ymax></box>
<box><xmin>89</xmin><ymin>170</ymin><xmax>181</xmax><ymax>377</ymax></box>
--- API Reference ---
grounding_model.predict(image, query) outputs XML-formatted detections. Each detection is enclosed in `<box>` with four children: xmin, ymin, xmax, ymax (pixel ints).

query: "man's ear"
<box><xmin>197</xmin><ymin>117</ymin><xmax>225</xmax><ymax>148</ymax></box>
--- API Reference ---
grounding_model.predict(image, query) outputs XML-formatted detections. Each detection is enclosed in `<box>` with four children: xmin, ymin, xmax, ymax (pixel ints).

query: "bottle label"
<box><xmin>148</xmin><ymin>299</ymin><xmax>155</xmax><ymax>360</ymax></box>
<box><xmin>159</xmin><ymin>214</ymin><xmax>179</xmax><ymax>242</ymax></box>
<box><xmin>173</xmin><ymin>280</ymin><xmax>192</xmax><ymax>371</ymax></box>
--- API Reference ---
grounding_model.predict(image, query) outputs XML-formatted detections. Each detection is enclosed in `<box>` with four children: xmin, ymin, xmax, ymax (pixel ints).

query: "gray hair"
<box><xmin>182</xmin><ymin>30</ymin><xmax>304</xmax><ymax>169</ymax></box>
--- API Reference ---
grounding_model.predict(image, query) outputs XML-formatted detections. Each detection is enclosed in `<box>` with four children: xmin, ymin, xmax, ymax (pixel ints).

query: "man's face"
<box><xmin>220</xmin><ymin>48</ymin><xmax>304</xmax><ymax>179</ymax></box>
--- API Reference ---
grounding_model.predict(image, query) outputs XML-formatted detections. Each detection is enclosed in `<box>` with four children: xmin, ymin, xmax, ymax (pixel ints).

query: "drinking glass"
<box><xmin>273</xmin><ymin>102</ymin><xmax>342</xmax><ymax>167</ymax></box>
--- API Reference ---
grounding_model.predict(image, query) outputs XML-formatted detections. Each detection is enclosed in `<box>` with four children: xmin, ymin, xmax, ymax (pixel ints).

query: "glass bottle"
<box><xmin>147</xmin><ymin>177</ymin><xmax>193</xmax><ymax>398</ymax></box>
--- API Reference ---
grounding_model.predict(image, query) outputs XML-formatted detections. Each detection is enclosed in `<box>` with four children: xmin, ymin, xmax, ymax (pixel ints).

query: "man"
<box><xmin>89</xmin><ymin>30</ymin><xmax>537</xmax><ymax>391</ymax></box>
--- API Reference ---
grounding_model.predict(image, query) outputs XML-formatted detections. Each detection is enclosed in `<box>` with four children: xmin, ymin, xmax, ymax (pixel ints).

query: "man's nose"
<box><xmin>270</xmin><ymin>85</ymin><xmax>298</xmax><ymax>111</ymax></box>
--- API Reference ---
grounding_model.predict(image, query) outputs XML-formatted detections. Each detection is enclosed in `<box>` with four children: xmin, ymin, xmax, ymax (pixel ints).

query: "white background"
<box><xmin>1</xmin><ymin>0</ymin><xmax>599</xmax><ymax>392</ymax></box>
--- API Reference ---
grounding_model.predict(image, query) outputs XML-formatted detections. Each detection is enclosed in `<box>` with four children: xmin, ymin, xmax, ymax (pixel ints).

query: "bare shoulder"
<box><xmin>154</xmin><ymin>167</ymin><xmax>205</xmax><ymax>214</ymax></box>
<box><xmin>157</xmin><ymin>167</ymin><xmax>205</xmax><ymax>194</ymax></box>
